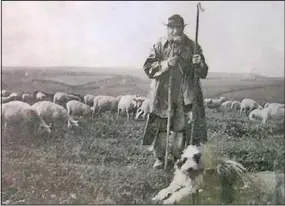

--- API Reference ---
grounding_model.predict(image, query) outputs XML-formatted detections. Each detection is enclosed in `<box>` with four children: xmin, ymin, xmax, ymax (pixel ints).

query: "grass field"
<box><xmin>1</xmin><ymin>67</ymin><xmax>285</xmax><ymax>204</ymax></box>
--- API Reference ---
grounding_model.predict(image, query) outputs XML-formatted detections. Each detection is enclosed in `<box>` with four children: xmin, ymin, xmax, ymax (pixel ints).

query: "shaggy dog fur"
<box><xmin>151</xmin><ymin>145</ymin><xmax>204</xmax><ymax>204</ymax></box>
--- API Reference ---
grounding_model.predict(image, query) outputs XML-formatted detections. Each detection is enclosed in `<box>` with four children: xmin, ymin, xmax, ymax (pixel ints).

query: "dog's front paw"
<box><xmin>153</xmin><ymin>189</ymin><xmax>171</xmax><ymax>201</ymax></box>
<box><xmin>152</xmin><ymin>189</ymin><xmax>173</xmax><ymax>204</ymax></box>
<box><xmin>162</xmin><ymin>196</ymin><xmax>177</xmax><ymax>205</ymax></box>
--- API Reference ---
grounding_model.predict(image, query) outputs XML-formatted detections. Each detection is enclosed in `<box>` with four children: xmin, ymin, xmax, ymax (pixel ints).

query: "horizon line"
<box><xmin>1</xmin><ymin>65</ymin><xmax>284</xmax><ymax>78</ymax></box>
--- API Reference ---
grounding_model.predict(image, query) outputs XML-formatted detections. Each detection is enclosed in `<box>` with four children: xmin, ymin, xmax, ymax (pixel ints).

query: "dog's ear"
<box><xmin>176</xmin><ymin>157</ymin><xmax>187</xmax><ymax>169</ymax></box>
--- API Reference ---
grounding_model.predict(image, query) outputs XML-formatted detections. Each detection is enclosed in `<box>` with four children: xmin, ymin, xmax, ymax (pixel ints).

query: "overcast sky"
<box><xmin>2</xmin><ymin>1</ymin><xmax>284</xmax><ymax>77</ymax></box>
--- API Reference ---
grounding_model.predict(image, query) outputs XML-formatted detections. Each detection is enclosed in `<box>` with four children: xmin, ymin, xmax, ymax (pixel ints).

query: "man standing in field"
<box><xmin>142</xmin><ymin>14</ymin><xmax>209</xmax><ymax>169</ymax></box>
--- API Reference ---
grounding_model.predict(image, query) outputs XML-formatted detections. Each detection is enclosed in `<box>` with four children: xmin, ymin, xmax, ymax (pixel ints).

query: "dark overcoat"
<box><xmin>142</xmin><ymin>35</ymin><xmax>209</xmax><ymax>146</ymax></box>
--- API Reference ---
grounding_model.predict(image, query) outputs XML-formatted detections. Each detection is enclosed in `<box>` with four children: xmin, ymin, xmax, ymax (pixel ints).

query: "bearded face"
<box><xmin>167</xmin><ymin>25</ymin><xmax>185</xmax><ymax>44</ymax></box>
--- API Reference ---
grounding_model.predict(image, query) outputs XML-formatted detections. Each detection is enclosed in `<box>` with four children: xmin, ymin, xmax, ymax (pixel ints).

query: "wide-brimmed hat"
<box><xmin>163</xmin><ymin>14</ymin><xmax>188</xmax><ymax>27</ymax></box>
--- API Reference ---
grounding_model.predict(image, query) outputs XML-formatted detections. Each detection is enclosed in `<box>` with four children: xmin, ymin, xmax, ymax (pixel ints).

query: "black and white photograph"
<box><xmin>1</xmin><ymin>1</ymin><xmax>284</xmax><ymax>205</ymax></box>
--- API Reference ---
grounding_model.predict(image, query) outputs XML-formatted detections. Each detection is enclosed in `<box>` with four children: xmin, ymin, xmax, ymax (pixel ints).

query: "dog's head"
<box><xmin>175</xmin><ymin>145</ymin><xmax>204</xmax><ymax>179</ymax></box>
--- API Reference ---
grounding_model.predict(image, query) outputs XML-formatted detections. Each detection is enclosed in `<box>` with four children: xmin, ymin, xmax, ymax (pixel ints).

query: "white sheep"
<box><xmin>221</xmin><ymin>100</ymin><xmax>233</xmax><ymax>111</ymax></box>
<box><xmin>264</xmin><ymin>103</ymin><xmax>285</xmax><ymax>109</ymax></box>
<box><xmin>36</xmin><ymin>92</ymin><xmax>47</xmax><ymax>102</ymax></box>
<box><xmin>2</xmin><ymin>92</ymin><xmax>22</xmax><ymax>103</ymax></box>
<box><xmin>135</xmin><ymin>98</ymin><xmax>150</xmax><ymax>120</ymax></box>
<box><xmin>240</xmin><ymin>98</ymin><xmax>262</xmax><ymax>115</ymax></box>
<box><xmin>84</xmin><ymin>94</ymin><xmax>95</xmax><ymax>107</ymax></box>
<box><xmin>249</xmin><ymin>107</ymin><xmax>284</xmax><ymax>125</ymax></box>
<box><xmin>117</xmin><ymin>95</ymin><xmax>143</xmax><ymax>121</ymax></box>
<box><xmin>249</xmin><ymin>108</ymin><xmax>268</xmax><ymax>124</ymax></box>
<box><xmin>204</xmin><ymin>98</ymin><xmax>212</xmax><ymax>104</ymax></box>
<box><xmin>66</xmin><ymin>100</ymin><xmax>92</xmax><ymax>118</ymax></box>
<box><xmin>32</xmin><ymin>101</ymin><xmax>79</xmax><ymax>130</ymax></box>
<box><xmin>92</xmin><ymin>95</ymin><xmax>119</xmax><ymax>119</ymax></box>
<box><xmin>2</xmin><ymin>101</ymin><xmax>51</xmax><ymax>135</ymax></box>
<box><xmin>205</xmin><ymin>96</ymin><xmax>227</xmax><ymax>111</ymax></box>
<box><xmin>22</xmin><ymin>93</ymin><xmax>35</xmax><ymax>105</ymax></box>
<box><xmin>1</xmin><ymin>90</ymin><xmax>10</xmax><ymax>97</ymax></box>
<box><xmin>53</xmin><ymin>92</ymin><xmax>82</xmax><ymax>107</ymax></box>
<box><xmin>231</xmin><ymin>101</ymin><xmax>241</xmax><ymax>111</ymax></box>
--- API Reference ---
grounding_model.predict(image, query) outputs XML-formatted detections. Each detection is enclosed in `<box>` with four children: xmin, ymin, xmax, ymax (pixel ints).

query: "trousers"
<box><xmin>152</xmin><ymin>101</ymin><xmax>193</xmax><ymax>162</ymax></box>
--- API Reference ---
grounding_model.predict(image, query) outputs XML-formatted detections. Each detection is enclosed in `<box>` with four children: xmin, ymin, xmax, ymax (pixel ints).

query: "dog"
<box><xmin>151</xmin><ymin>144</ymin><xmax>205</xmax><ymax>204</ymax></box>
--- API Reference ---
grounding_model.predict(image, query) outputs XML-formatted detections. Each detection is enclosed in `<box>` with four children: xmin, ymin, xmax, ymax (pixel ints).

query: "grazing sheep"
<box><xmin>70</xmin><ymin>93</ymin><xmax>85</xmax><ymax>102</ymax></box>
<box><xmin>264</xmin><ymin>103</ymin><xmax>285</xmax><ymax>109</ymax></box>
<box><xmin>135</xmin><ymin>98</ymin><xmax>150</xmax><ymax>120</ymax></box>
<box><xmin>2</xmin><ymin>92</ymin><xmax>22</xmax><ymax>103</ymax></box>
<box><xmin>221</xmin><ymin>100</ymin><xmax>233</xmax><ymax>111</ymax></box>
<box><xmin>117</xmin><ymin>95</ymin><xmax>143</xmax><ymax>121</ymax></box>
<box><xmin>204</xmin><ymin>98</ymin><xmax>212</xmax><ymax>104</ymax></box>
<box><xmin>205</xmin><ymin>96</ymin><xmax>227</xmax><ymax>111</ymax></box>
<box><xmin>53</xmin><ymin>92</ymin><xmax>82</xmax><ymax>107</ymax></box>
<box><xmin>249</xmin><ymin>108</ymin><xmax>269</xmax><ymax>124</ymax></box>
<box><xmin>2</xmin><ymin>101</ymin><xmax>51</xmax><ymax>135</ymax></box>
<box><xmin>22</xmin><ymin>93</ymin><xmax>35</xmax><ymax>105</ymax></box>
<box><xmin>92</xmin><ymin>95</ymin><xmax>119</xmax><ymax>119</ymax></box>
<box><xmin>1</xmin><ymin>90</ymin><xmax>10</xmax><ymax>97</ymax></box>
<box><xmin>84</xmin><ymin>94</ymin><xmax>95</xmax><ymax>107</ymax></box>
<box><xmin>240</xmin><ymin>98</ymin><xmax>262</xmax><ymax>115</ymax></box>
<box><xmin>231</xmin><ymin>101</ymin><xmax>241</xmax><ymax>111</ymax></box>
<box><xmin>66</xmin><ymin>100</ymin><xmax>92</xmax><ymax>118</ymax></box>
<box><xmin>32</xmin><ymin>101</ymin><xmax>79</xmax><ymax>130</ymax></box>
<box><xmin>265</xmin><ymin>107</ymin><xmax>285</xmax><ymax>123</ymax></box>
<box><xmin>249</xmin><ymin>107</ymin><xmax>284</xmax><ymax>125</ymax></box>
<box><xmin>35</xmin><ymin>91</ymin><xmax>48</xmax><ymax>102</ymax></box>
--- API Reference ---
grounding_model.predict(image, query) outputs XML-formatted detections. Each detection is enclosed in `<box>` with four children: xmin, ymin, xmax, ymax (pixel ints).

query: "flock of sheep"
<box><xmin>1</xmin><ymin>90</ymin><xmax>150</xmax><ymax>137</ymax></box>
<box><xmin>204</xmin><ymin>96</ymin><xmax>285</xmax><ymax>125</ymax></box>
<box><xmin>2</xmin><ymin>89</ymin><xmax>284</xmax><ymax>138</ymax></box>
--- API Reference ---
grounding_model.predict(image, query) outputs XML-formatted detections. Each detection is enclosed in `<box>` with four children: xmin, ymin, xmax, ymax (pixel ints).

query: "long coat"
<box><xmin>142</xmin><ymin>35</ymin><xmax>208</xmax><ymax>146</ymax></box>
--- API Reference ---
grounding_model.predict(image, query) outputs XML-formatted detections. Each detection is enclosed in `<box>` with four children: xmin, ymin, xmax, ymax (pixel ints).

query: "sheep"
<box><xmin>117</xmin><ymin>95</ymin><xmax>144</xmax><ymax>121</ymax></box>
<box><xmin>53</xmin><ymin>92</ymin><xmax>82</xmax><ymax>108</ymax></box>
<box><xmin>35</xmin><ymin>91</ymin><xmax>48</xmax><ymax>102</ymax></box>
<box><xmin>92</xmin><ymin>95</ymin><xmax>119</xmax><ymax>119</ymax></box>
<box><xmin>221</xmin><ymin>100</ymin><xmax>233</xmax><ymax>111</ymax></box>
<box><xmin>84</xmin><ymin>94</ymin><xmax>95</xmax><ymax>107</ymax></box>
<box><xmin>2</xmin><ymin>101</ymin><xmax>51</xmax><ymax>135</ymax></box>
<box><xmin>249</xmin><ymin>108</ymin><xmax>269</xmax><ymax>124</ymax></box>
<box><xmin>240</xmin><ymin>98</ymin><xmax>262</xmax><ymax>116</ymax></box>
<box><xmin>264</xmin><ymin>103</ymin><xmax>285</xmax><ymax>109</ymax></box>
<box><xmin>22</xmin><ymin>93</ymin><xmax>35</xmax><ymax>105</ymax></box>
<box><xmin>2</xmin><ymin>92</ymin><xmax>22</xmax><ymax>103</ymax></box>
<box><xmin>135</xmin><ymin>98</ymin><xmax>150</xmax><ymax>120</ymax></box>
<box><xmin>204</xmin><ymin>98</ymin><xmax>212</xmax><ymax>104</ymax></box>
<box><xmin>249</xmin><ymin>107</ymin><xmax>284</xmax><ymax>125</ymax></box>
<box><xmin>31</xmin><ymin>101</ymin><xmax>79</xmax><ymax>130</ymax></box>
<box><xmin>1</xmin><ymin>90</ymin><xmax>10</xmax><ymax>97</ymax></box>
<box><xmin>66</xmin><ymin>100</ymin><xmax>93</xmax><ymax>118</ymax></box>
<box><xmin>231</xmin><ymin>101</ymin><xmax>241</xmax><ymax>111</ymax></box>
<box><xmin>205</xmin><ymin>96</ymin><xmax>227</xmax><ymax>111</ymax></box>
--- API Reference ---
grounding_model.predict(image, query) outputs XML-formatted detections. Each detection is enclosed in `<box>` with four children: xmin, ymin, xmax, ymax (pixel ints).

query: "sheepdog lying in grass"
<box><xmin>151</xmin><ymin>144</ymin><xmax>247</xmax><ymax>204</ymax></box>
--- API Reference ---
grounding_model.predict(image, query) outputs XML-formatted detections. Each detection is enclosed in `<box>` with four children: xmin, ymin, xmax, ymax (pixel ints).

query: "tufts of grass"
<box><xmin>2</xmin><ymin>110</ymin><xmax>284</xmax><ymax>204</ymax></box>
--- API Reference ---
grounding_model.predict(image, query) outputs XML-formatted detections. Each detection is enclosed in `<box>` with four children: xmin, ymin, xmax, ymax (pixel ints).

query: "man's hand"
<box><xmin>192</xmin><ymin>54</ymin><xmax>202</xmax><ymax>65</ymax></box>
<box><xmin>167</xmin><ymin>56</ymin><xmax>179</xmax><ymax>68</ymax></box>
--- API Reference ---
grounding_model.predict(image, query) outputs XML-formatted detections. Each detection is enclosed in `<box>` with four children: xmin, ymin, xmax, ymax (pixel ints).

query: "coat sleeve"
<box><xmin>143</xmin><ymin>41</ymin><xmax>169</xmax><ymax>79</ymax></box>
<box><xmin>195</xmin><ymin>44</ymin><xmax>208</xmax><ymax>79</ymax></box>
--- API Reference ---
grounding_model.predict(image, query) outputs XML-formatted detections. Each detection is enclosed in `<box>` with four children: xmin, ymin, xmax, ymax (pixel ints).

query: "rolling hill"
<box><xmin>2</xmin><ymin>66</ymin><xmax>284</xmax><ymax>103</ymax></box>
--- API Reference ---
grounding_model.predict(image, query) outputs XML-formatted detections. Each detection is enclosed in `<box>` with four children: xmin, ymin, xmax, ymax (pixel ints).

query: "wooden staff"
<box><xmin>189</xmin><ymin>2</ymin><xmax>205</xmax><ymax>147</ymax></box>
<box><xmin>164</xmin><ymin>43</ymin><xmax>174</xmax><ymax>170</ymax></box>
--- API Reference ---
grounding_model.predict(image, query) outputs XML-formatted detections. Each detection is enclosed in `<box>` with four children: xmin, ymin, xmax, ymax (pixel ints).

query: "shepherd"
<box><xmin>142</xmin><ymin>14</ymin><xmax>209</xmax><ymax>169</ymax></box>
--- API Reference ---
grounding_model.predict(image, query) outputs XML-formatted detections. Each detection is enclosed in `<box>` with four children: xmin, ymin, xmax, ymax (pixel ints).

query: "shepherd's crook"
<box><xmin>191</xmin><ymin>3</ymin><xmax>205</xmax><ymax>204</ymax></box>
<box><xmin>189</xmin><ymin>2</ymin><xmax>205</xmax><ymax>148</ymax></box>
